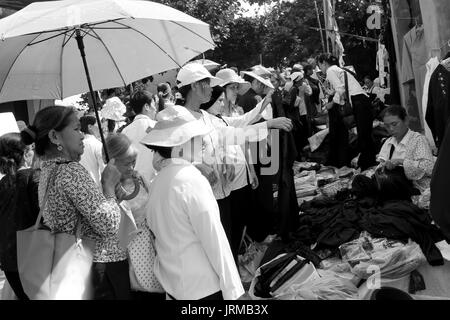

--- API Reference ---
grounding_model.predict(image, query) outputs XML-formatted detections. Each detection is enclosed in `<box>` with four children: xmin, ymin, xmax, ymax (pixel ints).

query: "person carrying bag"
<box><xmin>17</xmin><ymin>163</ymin><xmax>96</xmax><ymax>300</ymax></box>
<box><xmin>18</xmin><ymin>106</ymin><xmax>125</xmax><ymax>300</ymax></box>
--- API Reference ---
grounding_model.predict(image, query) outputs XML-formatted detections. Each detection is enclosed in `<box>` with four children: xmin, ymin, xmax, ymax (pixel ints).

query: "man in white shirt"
<box><xmin>141</xmin><ymin>104</ymin><xmax>244</xmax><ymax>300</ymax></box>
<box><xmin>121</xmin><ymin>90</ymin><xmax>158</xmax><ymax>182</ymax></box>
<box><xmin>79</xmin><ymin>114</ymin><xmax>106</xmax><ymax>191</ymax></box>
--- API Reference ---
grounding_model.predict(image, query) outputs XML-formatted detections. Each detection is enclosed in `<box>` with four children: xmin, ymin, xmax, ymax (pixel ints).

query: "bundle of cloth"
<box><xmin>291</xmin><ymin>173</ymin><xmax>445</xmax><ymax>266</ymax></box>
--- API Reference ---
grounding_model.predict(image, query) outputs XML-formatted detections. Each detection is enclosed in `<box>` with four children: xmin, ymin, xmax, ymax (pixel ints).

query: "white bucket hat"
<box><xmin>240</xmin><ymin>65</ymin><xmax>274</xmax><ymax>90</ymax></box>
<box><xmin>101</xmin><ymin>97</ymin><xmax>126</xmax><ymax>121</ymax></box>
<box><xmin>177</xmin><ymin>62</ymin><xmax>223</xmax><ymax>88</ymax></box>
<box><xmin>290</xmin><ymin>71</ymin><xmax>304</xmax><ymax>82</ymax></box>
<box><xmin>215</xmin><ymin>68</ymin><xmax>250</xmax><ymax>95</ymax></box>
<box><xmin>140</xmin><ymin>105</ymin><xmax>212</xmax><ymax>147</ymax></box>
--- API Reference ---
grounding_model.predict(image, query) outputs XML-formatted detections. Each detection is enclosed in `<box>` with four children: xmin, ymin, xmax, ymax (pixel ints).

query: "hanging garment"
<box><xmin>384</xmin><ymin>21</ymin><xmax>401</xmax><ymax>104</ymax></box>
<box><xmin>430</xmin><ymin>120</ymin><xmax>450</xmax><ymax>241</ymax></box>
<box><xmin>272</xmin><ymin>89</ymin><xmax>299</xmax><ymax>239</ymax></box>
<box><xmin>376</xmin><ymin>43</ymin><xmax>389</xmax><ymax>87</ymax></box>
<box><xmin>401</xmin><ymin>25</ymin><xmax>428</xmax><ymax>131</ymax></box>
<box><xmin>422</xmin><ymin>57</ymin><xmax>439</xmax><ymax>151</ymax></box>
<box><xmin>425</xmin><ymin>64</ymin><xmax>450</xmax><ymax>149</ymax></box>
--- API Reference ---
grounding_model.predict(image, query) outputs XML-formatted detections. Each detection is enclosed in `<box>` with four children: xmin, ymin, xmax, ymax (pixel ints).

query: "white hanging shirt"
<box><xmin>146</xmin><ymin>159</ymin><xmax>244</xmax><ymax>300</ymax></box>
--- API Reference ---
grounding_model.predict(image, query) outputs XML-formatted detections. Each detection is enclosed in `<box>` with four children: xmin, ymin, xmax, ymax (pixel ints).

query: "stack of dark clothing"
<box><xmin>294</xmin><ymin>195</ymin><xmax>444</xmax><ymax>267</ymax></box>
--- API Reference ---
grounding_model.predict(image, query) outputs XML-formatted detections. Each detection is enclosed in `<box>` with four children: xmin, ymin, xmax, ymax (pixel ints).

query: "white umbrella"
<box><xmin>0</xmin><ymin>0</ymin><xmax>215</xmax><ymax>159</ymax></box>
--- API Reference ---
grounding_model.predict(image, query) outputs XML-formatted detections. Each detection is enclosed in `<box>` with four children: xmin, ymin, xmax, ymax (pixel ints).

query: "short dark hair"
<box><xmin>200</xmin><ymin>86</ymin><xmax>224</xmax><ymax>110</ymax></box>
<box><xmin>177</xmin><ymin>85</ymin><xmax>192</xmax><ymax>103</ymax></box>
<box><xmin>0</xmin><ymin>132</ymin><xmax>26</xmax><ymax>176</ymax></box>
<box><xmin>129</xmin><ymin>89</ymin><xmax>154</xmax><ymax>115</ymax></box>
<box><xmin>381</xmin><ymin>105</ymin><xmax>407</xmax><ymax>121</ymax></box>
<box><xmin>106</xmin><ymin>88</ymin><xmax>116</xmax><ymax>96</ymax></box>
<box><xmin>363</xmin><ymin>75</ymin><xmax>372</xmax><ymax>81</ymax></box>
<box><xmin>304</xmin><ymin>64</ymin><xmax>314</xmax><ymax>74</ymax></box>
<box><xmin>145</xmin><ymin>145</ymin><xmax>173</xmax><ymax>159</ymax></box>
<box><xmin>80</xmin><ymin>114</ymin><xmax>97</xmax><ymax>134</ymax></box>
<box><xmin>242</xmin><ymin>74</ymin><xmax>255</xmax><ymax>83</ymax></box>
<box><xmin>316</xmin><ymin>53</ymin><xmax>339</xmax><ymax>66</ymax></box>
<box><xmin>21</xmin><ymin>106</ymin><xmax>76</xmax><ymax>156</ymax></box>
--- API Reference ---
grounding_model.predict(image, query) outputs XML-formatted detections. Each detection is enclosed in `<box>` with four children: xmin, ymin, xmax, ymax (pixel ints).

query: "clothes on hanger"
<box><xmin>401</xmin><ymin>25</ymin><xmax>428</xmax><ymax>132</ymax></box>
<box><xmin>425</xmin><ymin>63</ymin><xmax>450</xmax><ymax>149</ymax></box>
<box><xmin>376</xmin><ymin>43</ymin><xmax>389</xmax><ymax>88</ymax></box>
<box><xmin>422</xmin><ymin>57</ymin><xmax>439</xmax><ymax>152</ymax></box>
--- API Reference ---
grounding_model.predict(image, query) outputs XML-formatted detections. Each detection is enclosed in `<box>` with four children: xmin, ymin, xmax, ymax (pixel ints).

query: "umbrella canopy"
<box><xmin>0</xmin><ymin>0</ymin><xmax>215</xmax><ymax>103</ymax></box>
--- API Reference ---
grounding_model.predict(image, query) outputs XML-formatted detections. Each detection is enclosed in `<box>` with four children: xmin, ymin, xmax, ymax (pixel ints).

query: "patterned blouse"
<box><xmin>39</xmin><ymin>158</ymin><xmax>126</xmax><ymax>263</ymax></box>
<box><xmin>377</xmin><ymin>130</ymin><xmax>435</xmax><ymax>192</ymax></box>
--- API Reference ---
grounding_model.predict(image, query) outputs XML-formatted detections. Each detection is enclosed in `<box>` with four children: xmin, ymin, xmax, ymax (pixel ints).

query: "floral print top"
<box><xmin>39</xmin><ymin>158</ymin><xmax>126</xmax><ymax>263</ymax></box>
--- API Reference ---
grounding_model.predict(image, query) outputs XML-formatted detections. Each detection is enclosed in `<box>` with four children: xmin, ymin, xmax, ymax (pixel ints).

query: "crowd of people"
<box><xmin>0</xmin><ymin>52</ymin><xmax>438</xmax><ymax>300</ymax></box>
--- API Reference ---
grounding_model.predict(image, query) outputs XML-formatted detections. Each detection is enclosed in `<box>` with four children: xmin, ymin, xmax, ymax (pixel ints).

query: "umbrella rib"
<box><xmin>62</xmin><ymin>30</ymin><xmax>77</xmax><ymax>47</ymax></box>
<box><xmin>110</xmin><ymin>20</ymin><xmax>181</xmax><ymax>68</ymax></box>
<box><xmin>0</xmin><ymin>33</ymin><xmax>41</xmax><ymax>96</ymax></box>
<box><xmin>28</xmin><ymin>30</ymin><xmax>71</xmax><ymax>46</ymax></box>
<box><xmin>60</xmin><ymin>32</ymin><xmax>66</xmax><ymax>99</ymax></box>
<box><xmin>88</xmin><ymin>28</ymin><xmax>127</xmax><ymax>87</ymax></box>
<box><xmin>169</xmin><ymin>21</ymin><xmax>216</xmax><ymax>47</ymax></box>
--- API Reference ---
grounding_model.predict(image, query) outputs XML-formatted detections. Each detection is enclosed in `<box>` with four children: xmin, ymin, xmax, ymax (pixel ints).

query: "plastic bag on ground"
<box><xmin>275</xmin><ymin>270</ymin><xmax>359</xmax><ymax>300</ymax></box>
<box><xmin>238</xmin><ymin>240</ymin><xmax>271</xmax><ymax>284</ymax></box>
<box><xmin>339</xmin><ymin>232</ymin><xmax>426</xmax><ymax>279</ymax></box>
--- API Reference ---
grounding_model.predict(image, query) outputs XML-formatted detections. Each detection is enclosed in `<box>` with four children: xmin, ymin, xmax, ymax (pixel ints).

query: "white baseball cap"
<box><xmin>177</xmin><ymin>63</ymin><xmax>223</xmax><ymax>88</ymax></box>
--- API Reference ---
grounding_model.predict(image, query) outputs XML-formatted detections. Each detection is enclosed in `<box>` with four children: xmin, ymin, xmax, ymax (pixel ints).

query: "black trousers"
<box><xmin>168</xmin><ymin>291</ymin><xmax>223</xmax><ymax>300</ymax></box>
<box><xmin>327</xmin><ymin>95</ymin><xmax>376</xmax><ymax>170</ymax></box>
<box><xmin>228</xmin><ymin>185</ymin><xmax>252</xmax><ymax>261</ymax></box>
<box><xmin>352</xmin><ymin>94</ymin><xmax>377</xmax><ymax>170</ymax></box>
<box><xmin>246</xmin><ymin>167</ymin><xmax>274</xmax><ymax>243</ymax></box>
<box><xmin>4</xmin><ymin>271</ymin><xmax>29</xmax><ymax>300</ymax></box>
<box><xmin>327</xmin><ymin>105</ymin><xmax>350</xmax><ymax>168</ymax></box>
<box><xmin>92</xmin><ymin>260</ymin><xmax>131</xmax><ymax>300</ymax></box>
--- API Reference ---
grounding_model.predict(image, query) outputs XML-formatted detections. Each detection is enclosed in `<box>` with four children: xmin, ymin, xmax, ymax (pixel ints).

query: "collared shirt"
<box><xmin>79</xmin><ymin>134</ymin><xmax>105</xmax><ymax>191</ymax></box>
<box><xmin>199</xmin><ymin>100</ymin><xmax>269</xmax><ymax>199</ymax></box>
<box><xmin>326</xmin><ymin>65</ymin><xmax>367</xmax><ymax>105</ymax></box>
<box><xmin>377</xmin><ymin>129</ymin><xmax>435</xmax><ymax>192</ymax></box>
<box><xmin>122</xmin><ymin>114</ymin><xmax>157</xmax><ymax>182</ymax></box>
<box><xmin>146</xmin><ymin>159</ymin><xmax>244</xmax><ymax>300</ymax></box>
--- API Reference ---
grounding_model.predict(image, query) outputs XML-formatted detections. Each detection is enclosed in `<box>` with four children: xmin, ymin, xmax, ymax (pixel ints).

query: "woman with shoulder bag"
<box><xmin>317</xmin><ymin>53</ymin><xmax>377</xmax><ymax>170</ymax></box>
<box><xmin>21</xmin><ymin>106</ymin><xmax>130</xmax><ymax>300</ymax></box>
<box><xmin>104</xmin><ymin>133</ymin><xmax>165</xmax><ymax>300</ymax></box>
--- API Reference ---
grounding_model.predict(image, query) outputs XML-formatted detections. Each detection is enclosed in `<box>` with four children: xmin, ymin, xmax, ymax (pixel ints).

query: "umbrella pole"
<box><xmin>75</xmin><ymin>29</ymin><xmax>110</xmax><ymax>162</ymax></box>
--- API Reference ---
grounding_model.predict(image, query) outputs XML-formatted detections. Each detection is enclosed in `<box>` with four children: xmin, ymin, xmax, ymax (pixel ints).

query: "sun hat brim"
<box><xmin>240</xmin><ymin>71</ymin><xmax>274</xmax><ymax>90</ymax></box>
<box><xmin>140</xmin><ymin>119</ymin><xmax>213</xmax><ymax>148</ymax></box>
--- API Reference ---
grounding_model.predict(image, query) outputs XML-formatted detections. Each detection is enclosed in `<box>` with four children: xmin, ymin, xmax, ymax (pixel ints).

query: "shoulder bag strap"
<box><xmin>32</xmin><ymin>164</ymin><xmax>60</xmax><ymax>230</ymax></box>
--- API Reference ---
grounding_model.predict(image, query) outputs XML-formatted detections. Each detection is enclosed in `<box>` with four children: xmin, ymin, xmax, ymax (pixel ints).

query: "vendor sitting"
<box><xmin>377</xmin><ymin>105</ymin><xmax>435</xmax><ymax>193</ymax></box>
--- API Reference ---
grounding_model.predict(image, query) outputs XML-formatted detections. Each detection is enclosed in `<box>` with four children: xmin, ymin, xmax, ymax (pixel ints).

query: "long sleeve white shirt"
<box><xmin>79</xmin><ymin>134</ymin><xmax>105</xmax><ymax>191</ymax></box>
<box><xmin>146</xmin><ymin>159</ymin><xmax>244</xmax><ymax>300</ymax></box>
<box><xmin>326</xmin><ymin>65</ymin><xmax>367</xmax><ymax>105</ymax></box>
<box><xmin>122</xmin><ymin>115</ymin><xmax>157</xmax><ymax>182</ymax></box>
